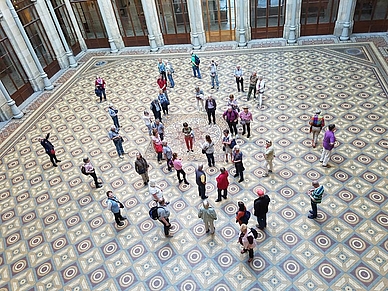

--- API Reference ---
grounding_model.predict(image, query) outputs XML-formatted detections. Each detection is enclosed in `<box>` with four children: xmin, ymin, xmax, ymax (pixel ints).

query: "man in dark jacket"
<box><xmin>38</xmin><ymin>133</ymin><xmax>61</xmax><ymax>167</ymax></box>
<box><xmin>205</xmin><ymin>95</ymin><xmax>217</xmax><ymax>125</ymax></box>
<box><xmin>253</xmin><ymin>189</ymin><xmax>270</xmax><ymax>230</ymax></box>
<box><xmin>196</xmin><ymin>164</ymin><xmax>208</xmax><ymax>199</ymax></box>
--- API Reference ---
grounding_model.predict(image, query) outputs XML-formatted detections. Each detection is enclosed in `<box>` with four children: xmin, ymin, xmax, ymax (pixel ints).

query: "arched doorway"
<box><xmin>300</xmin><ymin>0</ymin><xmax>339</xmax><ymax>36</ymax></box>
<box><xmin>201</xmin><ymin>0</ymin><xmax>236</xmax><ymax>42</ymax></box>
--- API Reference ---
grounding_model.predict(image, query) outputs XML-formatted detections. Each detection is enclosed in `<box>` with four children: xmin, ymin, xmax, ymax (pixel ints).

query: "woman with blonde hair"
<box><xmin>238</xmin><ymin>224</ymin><xmax>257</xmax><ymax>263</ymax></box>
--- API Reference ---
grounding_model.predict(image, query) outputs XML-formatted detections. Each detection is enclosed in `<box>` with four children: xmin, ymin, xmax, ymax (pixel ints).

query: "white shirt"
<box><xmin>256</xmin><ymin>79</ymin><xmax>266</xmax><ymax>92</ymax></box>
<box><xmin>143</xmin><ymin>114</ymin><xmax>151</xmax><ymax>126</ymax></box>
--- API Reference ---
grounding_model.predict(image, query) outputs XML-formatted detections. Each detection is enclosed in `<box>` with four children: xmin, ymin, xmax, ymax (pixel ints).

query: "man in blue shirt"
<box><xmin>307</xmin><ymin>180</ymin><xmax>324</xmax><ymax>219</ymax></box>
<box><xmin>106</xmin><ymin>191</ymin><xmax>127</xmax><ymax>227</ymax></box>
<box><xmin>108</xmin><ymin>126</ymin><xmax>125</xmax><ymax>158</ymax></box>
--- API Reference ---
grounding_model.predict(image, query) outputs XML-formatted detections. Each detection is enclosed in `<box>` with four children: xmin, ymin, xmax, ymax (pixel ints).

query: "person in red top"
<box><xmin>157</xmin><ymin>75</ymin><xmax>168</xmax><ymax>98</ymax></box>
<box><xmin>95</xmin><ymin>76</ymin><xmax>106</xmax><ymax>102</ymax></box>
<box><xmin>215</xmin><ymin>167</ymin><xmax>229</xmax><ymax>202</ymax></box>
<box><xmin>236</xmin><ymin>201</ymin><xmax>249</xmax><ymax>225</ymax></box>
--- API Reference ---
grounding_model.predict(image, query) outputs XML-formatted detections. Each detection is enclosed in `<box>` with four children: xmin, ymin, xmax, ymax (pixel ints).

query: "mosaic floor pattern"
<box><xmin>0</xmin><ymin>42</ymin><xmax>387</xmax><ymax>291</ymax></box>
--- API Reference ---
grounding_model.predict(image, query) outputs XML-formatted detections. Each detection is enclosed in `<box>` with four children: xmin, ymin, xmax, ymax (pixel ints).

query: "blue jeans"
<box><xmin>111</xmin><ymin>115</ymin><xmax>120</xmax><ymax>129</ymax></box>
<box><xmin>211</xmin><ymin>74</ymin><xmax>219</xmax><ymax>88</ymax></box>
<box><xmin>167</xmin><ymin>74</ymin><xmax>175</xmax><ymax>88</ymax></box>
<box><xmin>192</xmin><ymin>66</ymin><xmax>201</xmax><ymax>78</ymax></box>
<box><xmin>114</xmin><ymin>139</ymin><xmax>124</xmax><ymax>156</ymax></box>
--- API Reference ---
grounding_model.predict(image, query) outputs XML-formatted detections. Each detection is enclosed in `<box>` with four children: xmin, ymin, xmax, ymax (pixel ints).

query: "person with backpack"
<box><xmin>208</xmin><ymin>60</ymin><xmax>219</xmax><ymax>90</ymax></box>
<box><xmin>191</xmin><ymin>51</ymin><xmax>201</xmax><ymax>79</ymax></box>
<box><xmin>106</xmin><ymin>191</ymin><xmax>127</xmax><ymax>227</ymax></box>
<box><xmin>157</xmin><ymin>198</ymin><xmax>173</xmax><ymax>237</ymax></box>
<box><xmin>253</xmin><ymin>189</ymin><xmax>271</xmax><ymax>230</ymax></box>
<box><xmin>236</xmin><ymin>201</ymin><xmax>250</xmax><ymax>225</ymax></box>
<box><xmin>232</xmin><ymin>145</ymin><xmax>244</xmax><ymax>183</ymax></box>
<box><xmin>158</xmin><ymin>89</ymin><xmax>170</xmax><ymax>116</ymax></box>
<box><xmin>38</xmin><ymin>133</ymin><xmax>61</xmax><ymax>167</ymax></box>
<box><xmin>262</xmin><ymin>139</ymin><xmax>275</xmax><ymax>177</ymax></box>
<box><xmin>309</xmin><ymin>109</ymin><xmax>325</xmax><ymax>148</ymax></box>
<box><xmin>198</xmin><ymin>199</ymin><xmax>217</xmax><ymax>234</ymax></box>
<box><xmin>82</xmin><ymin>157</ymin><xmax>102</xmax><ymax>188</ymax></box>
<box><xmin>247</xmin><ymin>72</ymin><xmax>258</xmax><ymax>101</ymax></box>
<box><xmin>196</xmin><ymin>164</ymin><xmax>208</xmax><ymax>199</ymax></box>
<box><xmin>134</xmin><ymin>152</ymin><xmax>149</xmax><ymax>186</ymax></box>
<box><xmin>238</xmin><ymin>224</ymin><xmax>257</xmax><ymax>263</ymax></box>
<box><xmin>223</xmin><ymin>106</ymin><xmax>239</xmax><ymax>138</ymax></box>
<box><xmin>165</xmin><ymin>60</ymin><xmax>175</xmax><ymax>88</ymax></box>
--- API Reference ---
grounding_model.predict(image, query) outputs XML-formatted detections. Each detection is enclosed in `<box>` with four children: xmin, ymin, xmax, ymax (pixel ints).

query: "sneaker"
<box><xmin>215</xmin><ymin>199</ymin><xmax>222</xmax><ymax>202</ymax></box>
<box><xmin>120</xmin><ymin>217</ymin><xmax>127</xmax><ymax>221</ymax></box>
<box><xmin>233</xmin><ymin>174</ymin><xmax>239</xmax><ymax>177</ymax></box>
<box><xmin>238</xmin><ymin>179</ymin><xmax>244</xmax><ymax>183</ymax></box>
<box><xmin>322</xmin><ymin>164</ymin><xmax>328</xmax><ymax>168</ymax></box>
<box><xmin>96</xmin><ymin>184</ymin><xmax>103</xmax><ymax>188</ymax></box>
<box><xmin>178</xmin><ymin>179</ymin><xmax>183</xmax><ymax>184</ymax></box>
<box><xmin>206</xmin><ymin>229</ymin><xmax>210</xmax><ymax>233</ymax></box>
<box><xmin>262</xmin><ymin>173</ymin><xmax>269</xmax><ymax>177</ymax></box>
<box><xmin>191</xmin><ymin>150</ymin><xmax>194</xmax><ymax>152</ymax></box>
<box><xmin>165</xmin><ymin>234</ymin><xmax>173</xmax><ymax>237</ymax></box>
<box><xmin>144</xmin><ymin>182</ymin><xmax>148</xmax><ymax>185</ymax></box>
<box><xmin>222</xmin><ymin>195</ymin><xmax>227</xmax><ymax>199</ymax></box>
<box><xmin>247</xmin><ymin>135</ymin><xmax>250</xmax><ymax>138</ymax></box>
<box><xmin>187</xmin><ymin>150</ymin><xmax>190</xmax><ymax>152</ymax></box>
<box><xmin>184</xmin><ymin>181</ymin><xmax>190</xmax><ymax>185</ymax></box>
<box><xmin>158</xmin><ymin>161</ymin><xmax>162</xmax><ymax>164</ymax></box>
<box><xmin>56</xmin><ymin>160</ymin><xmax>61</xmax><ymax>163</ymax></box>
<box><xmin>225</xmin><ymin>159</ymin><xmax>228</xmax><ymax>163</ymax></box>
<box><xmin>117</xmin><ymin>222</ymin><xmax>124</xmax><ymax>226</ymax></box>
<box><xmin>308</xmin><ymin>215</ymin><xmax>317</xmax><ymax>219</ymax></box>
<box><xmin>268</xmin><ymin>170</ymin><xmax>273</xmax><ymax>173</ymax></box>
<box><xmin>242</xmin><ymin>132</ymin><xmax>246</xmax><ymax>136</ymax></box>
<box><xmin>202</xmin><ymin>196</ymin><xmax>209</xmax><ymax>199</ymax></box>
<box><xmin>53</xmin><ymin>164</ymin><xmax>58</xmax><ymax>167</ymax></box>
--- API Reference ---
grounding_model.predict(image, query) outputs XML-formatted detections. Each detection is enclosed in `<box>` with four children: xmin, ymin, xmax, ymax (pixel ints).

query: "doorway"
<box><xmin>353</xmin><ymin>0</ymin><xmax>388</xmax><ymax>33</ymax></box>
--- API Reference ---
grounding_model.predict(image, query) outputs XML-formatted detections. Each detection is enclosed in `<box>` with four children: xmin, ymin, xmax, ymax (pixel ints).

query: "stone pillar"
<box><xmin>335</xmin><ymin>0</ymin><xmax>357</xmax><ymax>38</ymax></box>
<box><xmin>96</xmin><ymin>0</ymin><xmax>124</xmax><ymax>52</ymax></box>
<box><xmin>236</xmin><ymin>0</ymin><xmax>250</xmax><ymax>45</ymax></box>
<box><xmin>141</xmin><ymin>0</ymin><xmax>164</xmax><ymax>50</ymax></box>
<box><xmin>34</xmin><ymin>0</ymin><xmax>68</xmax><ymax>69</ymax></box>
<box><xmin>64</xmin><ymin>0</ymin><xmax>87</xmax><ymax>52</ymax></box>
<box><xmin>187</xmin><ymin>0</ymin><xmax>206</xmax><ymax>47</ymax></box>
<box><xmin>284</xmin><ymin>0</ymin><xmax>302</xmax><ymax>43</ymax></box>
<box><xmin>0</xmin><ymin>81</ymin><xmax>23</xmax><ymax>120</ymax></box>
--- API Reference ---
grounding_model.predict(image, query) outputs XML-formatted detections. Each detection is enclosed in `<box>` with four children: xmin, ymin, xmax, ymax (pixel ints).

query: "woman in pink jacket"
<box><xmin>172</xmin><ymin>153</ymin><xmax>189</xmax><ymax>185</ymax></box>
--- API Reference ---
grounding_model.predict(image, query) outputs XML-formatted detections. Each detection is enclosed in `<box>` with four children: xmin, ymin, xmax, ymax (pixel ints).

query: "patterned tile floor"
<box><xmin>0</xmin><ymin>40</ymin><xmax>387</xmax><ymax>291</ymax></box>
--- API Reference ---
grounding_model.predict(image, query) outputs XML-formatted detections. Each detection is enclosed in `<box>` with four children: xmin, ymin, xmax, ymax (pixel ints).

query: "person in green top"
<box><xmin>307</xmin><ymin>180</ymin><xmax>324</xmax><ymax>219</ymax></box>
<box><xmin>191</xmin><ymin>51</ymin><xmax>201</xmax><ymax>79</ymax></box>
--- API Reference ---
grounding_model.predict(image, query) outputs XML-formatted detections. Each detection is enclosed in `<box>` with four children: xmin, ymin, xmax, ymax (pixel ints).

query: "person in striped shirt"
<box><xmin>307</xmin><ymin>180</ymin><xmax>324</xmax><ymax>219</ymax></box>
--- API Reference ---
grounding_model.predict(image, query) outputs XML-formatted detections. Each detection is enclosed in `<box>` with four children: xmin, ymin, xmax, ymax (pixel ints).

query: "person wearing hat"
<box><xmin>234</xmin><ymin>64</ymin><xmax>244</xmax><ymax>92</ymax></box>
<box><xmin>262</xmin><ymin>139</ymin><xmax>275</xmax><ymax>177</ymax></box>
<box><xmin>198</xmin><ymin>199</ymin><xmax>217</xmax><ymax>234</ymax></box>
<box><xmin>108</xmin><ymin>125</ymin><xmax>125</xmax><ymax>158</ymax></box>
<box><xmin>320</xmin><ymin>124</ymin><xmax>337</xmax><ymax>167</ymax></box>
<box><xmin>309</xmin><ymin>109</ymin><xmax>325</xmax><ymax>148</ymax></box>
<box><xmin>253</xmin><ymin>189</ymin><xmax>271</xmax><ymax>230</ymax></box>
<box><xmin>232</xmin><ymin>145</ymin><xmax>244</xmax><ymax>182</ymax></box>
<box><xmin>108</xmin><ymin>103</ymin><xmax>120</xmax><ymax>129</ymax></box>
<box><xmin>239</xmin><ymin>105</ymin><xmax>253</xmax><ymax>138</ymax></box>
<box><xmin>195</xmin><ymin>86</ymin><xmax>205</xmax><ymax>111</ymax></box>
<box><xmin>134</xmin><ymin>152</ymin><xmax>149</xmax><ymax>185</ymax></box>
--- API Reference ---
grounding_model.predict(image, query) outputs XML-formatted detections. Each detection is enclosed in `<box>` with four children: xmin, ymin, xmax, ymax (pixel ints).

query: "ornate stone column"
<box><xmin>284</xmin><ymin>0</ymin><xmax>302</xmax><ymax>43</ymax></box>
<box><xmin>0</xmin><ymin>81</ymin><xmax>23</xmax><ymax>120</ymax></box>
<box><xmin>187</xmin><ymin>0</ymin><xmax>206</xmax><ymax>47</ymax></box>
<box><xmin>44</xmin><ymin>0</ymin><xmax>77</xmax><ymax>67</ymax></box>
<box><xmin>335</xmin><ymin>0</ymin><xmax>357</xmax><ymax>39</ymax></box>
<box><xmin>236</xmin><ymin>0</ymin><xmax>250</xmax><ymax>46</ymax></box>
<box><xmin>141</xmin><ymin>0</ymin><xmax>163</xmax><ymax>51</ymax></box>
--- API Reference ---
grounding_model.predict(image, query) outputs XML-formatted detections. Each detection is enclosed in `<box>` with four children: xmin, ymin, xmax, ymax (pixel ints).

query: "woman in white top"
<box><xmin>227</xmin><ymin>94</ymin><xmax>239</xmax><ymax>112</ymax></box>
<box><xmin>202</xmin><ymin>135</ymin><xmax>215</xmax><ymax>167</ymax></box>
<box><xmin>143</xmin><ymin>111</ymin><xmax>152</xmax><ymax>136</ymax></box>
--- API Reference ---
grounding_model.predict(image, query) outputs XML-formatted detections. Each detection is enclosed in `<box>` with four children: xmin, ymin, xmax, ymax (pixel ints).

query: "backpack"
<box><xmin>194</xmin><ymin>55</ymin><xmax>200</xmax><ymax>65</ymax></box>
<box><xmin>249</xmin><ymin>228</ymin><xmax>258</xmax><ymax>239</ymax></box>
<box><xmin>242</xmin><ymin>210</ymin><xmax>251</xmax><ymax>224</ymax></box>
<box><xmin>229</xmin><ymin>139</ymin><xmax>237</xmax><ymax>149</ymax></box>
<box><xmin>149</xmin><ymin>206</ymin><xmax>162</xmax><ymax>220</ymax></box>
<box><xmin>81</xmin><ymin>165</ymin><xmax>87</xmax><ymax>175</ymax></box>
<box><xmin>159</xmin><ymin>94</ymin><xmax>169</xmax><ymax>105</ymax></box>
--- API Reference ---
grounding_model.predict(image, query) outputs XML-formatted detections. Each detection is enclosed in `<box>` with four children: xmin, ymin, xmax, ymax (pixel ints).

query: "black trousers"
<box><xmin>228</xmin><ymin>121</ymin><xmax>238</xmax><ymax>136</ymax></box>
<box><xmin>247</xmin><ymin>85</ymin><xmax>256</xmax><ymax>100</ymax></box>
<box><xmin>160</xmin><ymin>217</ymin><xmax>170</xmax><ymax>235</ymax></box>
<box><xmin>48</xmin><ymin>153</ymin><xmax>59</xmax><ymax>165</ymax></box>
<box><xmin>176</xmin><ymin>169</ymin><xmax>187</xmax><ymax>182</ymax></box>
<box><xmin>198</xmin><ymin>185</ymin><xmax>206</xmax><ymax>199</ymax></box>
<box><xmin>206</xmin><ymin>153</ymin><xmax>215</xmax><ymax>167</ymax></box>
<box><xmin>160</xmin><ymin>71</ymin><xmax>167</xmax><ymax>80</ymax></box>
<box><xmin>236</xmin><ymin>77</ymin><xmax>244</xmax><ymax>91</ymax></box>
<box><xmin>256</xmin><ymin>215</ymin><xmax>267</xmax><ymax>229</ymax></box>
<box><xmin>242</xmin><ymin>123</ymin><xmax>251</xmax><ymax>136</ymax></box>
<box><xmin>207</xmin><ymin>108</ymin><xmax>216</xmax><ymax>124</ymax></box>
<box><xmin>217</xmin><ymin>188</ymin><xmax>227</xmax><ymax>199</ymax></box>
<box><xmin>235</xmin><ymin>162</ymin><xmax>244</xmax><ymax>180</ymax></box>
<box><xmin>88</xmin><ymin>172</ymin><xmax>99</xmax><ymax>186</ymax></box>
<box><xmin>242</xmin><ymin>248</ymin><xmax>254</xmax><ymax>259</ymax></box>
<box><xmin>311</xmin><ymin>201</ymin><xmax>318</xmax><ymax>217</ymax></box>
<box><xmin>114</xmin><ymin>211</ymin><xmax>124</xmax><ymax>225</ymax></box>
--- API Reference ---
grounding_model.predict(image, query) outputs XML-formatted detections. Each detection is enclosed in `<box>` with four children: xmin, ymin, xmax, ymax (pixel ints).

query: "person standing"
<box><xmin>198</xmin><ymin>199</ymin><xmax>217</xmax><ymax>234</ymax></box>
<box><xmin>253</xmin><ymin>189</ymin><xmax>270</xmax><ymax>230</ymax></box>
<box><xmin>152</xmin><ymin>130</ymin><xmax>163</xmax><ymax>164</ymax></box>
<box><xmin>238</xmin><ymin>224</ymin><xmax>257</xmax><ymax>263</ymax></box>
<box><xmin>108</xmin><ymin>103</ymin><xmax>120</xmax><ymax>129</ymax></box>
<box><xmin>157</xmin><ymin>58</ymin><xmax>167</xmax><ymax>80</ymax></box>
<box><xmin>232</xmin><ymin>145</ymin><xmax>244</xmax><ymax>182</ymax></box>
<box><xmin>108</xmin><ymin>126</ymin><xmax>125</xmax><ymax>158</ymax></box>
<box><xmin>152</xmin><ymin>119</ymin><xmax>165</xmax><ymax>141</ymax></box>
<box><xmin>158</xmin><ymin>89</ymin><xmax>170</xmax><ymax>116</ymax></box>
<box><xmin>157</xmin><ymin>75</ymin><xmax>168</xmax><ymax>98</ymax></box>
<box><xmin>150</xmin><ymin>99</ymin><xmax>162</xmax><ymax>122</ymax></box>
<box><xmin>309</xmin><ymin>109</ymin><xmax>325</xmax><ymax>148</ymax></box>
<box><xmin>222</xmin><ymin>129</ymin><xmax>234</xmax><ymax>163</ymax></box>
<box><xmin>215</xmin><ymin>167</ymin><xmax>229</xmax><ymax>202</ymax></box>
<box><xmin>223</xmin><ymin>106</ymin><xmax>239</xmax><ymax>137</ymax></box>
<box><xmin>256</xmin><ymin>75</ymin><xmax>265</xmax><ymax>108</ymax></box>
<box><xmin>196</xmin><ymin>164</ymin><xmax>208</xmax><ymax>199</ymax></box>
<box><xmin>82</xmin><ymin>157</ymin><xmax>102</xmax><ymax>188</ymax></box>
<box><xmin>38</xmin><ymin>133</ymin><xmax>61</xmax><ymax>167</ymax></box>
<box><xmin>235</xmin><ymin>201</ymin><xmax>249</xmax><ymax>225</ymax></box>
<box><xmin>227</xmin><ymin>94</ymin><xmax>239</xmax><ymax>112</ymax></box>
<box><xmin>247</xmin><ymin>72</ymin><xmax>258</xmax><ymax>101</ymax></box>
<box><xmin>162</xmin><ymin>141</ymin><xmax>173</xmax><ymax>172</ymax></box>
<box><xmin>262</xmin><ymin>139</ymin><xmax>275</xmax><ymax>177</ymax></box>
<box><xmin>195</xmin><ymin>86</ymin><xmax>205</xmax><ymax>111</ymax></box>
<box><xmin>208</xmin><ymin>60</ymin><xmax>219</xmax><ymax>90</ymax></box>
<box><xmin>205</xmin><ymin>95</ymin><xmax>217</xmax><ymax>125</ymax></box>
<box><xmin>191</xmin><ymin>51</ymin><xmax>201</xmax><ymax>79</ymax></box>
<box><xmin>149</xmin><ymin>180</ymin><xmax>168</xmax><ymax>204</ymax></box>
<box><xmin>165</xmin><ymin>60</ymin><xmax>175</xmax><ymax>88</ymax></box>
<box><xmin>234</xmin><ymin>65</ymin><xmax>244</xmax><ymax>92</ymax></box>
<box><xmin>307</xmin><ymin>180</ymin><xmax>324</xmax><ymax>219</ymax></box>
<box><xmin>142</xmin><ymin>110</ymin><xmax>153</xmax><ymax>136</ymax></box>
<box><xmin>106</xmin><ymin>191</ymin><xmax>127</xmax><ymax>227</ymax></box>
<box><xmin>134</xmin><ymin>152</ymin><xmax>149</xmax><ymax>186</ymax></box>
<box><xmin>202</xmin><ymin>135</ymin><xmax>215</xmax><ymax>167</ymax></box>
<box><xmin>172</xmin><ymin>153</ymin><xmax>190</xmax><ymax>185</ymax></box>
<box><xmin>320</xmin><ymin>124</ymin><xmax>336</xmax><ymax>167</ymax></box>
<box><xmin>95</xmin><ymin>76</ymin><xmax>106</xmax><ymax>102</ymax></box>
<box><xmin>157</xmin><ymin>198</ymin><xmax>173</xmax><ymax>237</ymax></box>
<box><xmin>239</xmin><ymin>105</ymin><xmax>253</xmax><ymax>138</ymax></box>
<box><xmin>182</xmin><ymin>122</ymin><xmax>194</xmax><ymax>152</ymax></box>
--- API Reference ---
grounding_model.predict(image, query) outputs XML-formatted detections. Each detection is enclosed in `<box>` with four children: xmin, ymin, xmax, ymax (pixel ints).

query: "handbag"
<box><xmin>50</xmin><ymin>149</ymin><xmax>55</xmax><ymax>155</ymax></box>
<box><xmin>240</xmin><ymin>120</ymin><xmax>246</xmax><ymax>125</ymax></box>
<box><xmin>202</xmin><ymin>149</ymin><xmax>207</xmax><ymax>154</ymax></box>
<box><xmin>154</xmin><ymin>143</ymin><xmax>163</xmax><ymax>153</ymax></box>
<box><xmin>119</xmin><ymin>202</ymin><xmax>124</xmax><ymax>208</ymax></box>
<box><xmin>222</xmin><ymin>146</ymin><xmax>225</xmax><ymax>151</ymax></box>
